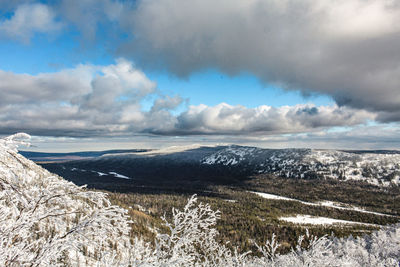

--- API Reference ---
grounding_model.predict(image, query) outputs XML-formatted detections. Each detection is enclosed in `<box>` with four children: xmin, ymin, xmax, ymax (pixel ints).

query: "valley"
<box><xmin>25</xmin><ymin>145</ymin><xmax>400</xmax><ymax>253</ymax></box>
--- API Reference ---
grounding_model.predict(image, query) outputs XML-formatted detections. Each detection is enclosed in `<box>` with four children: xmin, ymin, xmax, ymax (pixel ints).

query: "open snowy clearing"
<box><xmin>279</xmin><ymin>215</ymin><xmax>378</xmax><ymax>227</ymax></box>
<box><xmin>250</xmin><ymin>191</ymin><xmax>397</xmax><ymax>218</ymax></box>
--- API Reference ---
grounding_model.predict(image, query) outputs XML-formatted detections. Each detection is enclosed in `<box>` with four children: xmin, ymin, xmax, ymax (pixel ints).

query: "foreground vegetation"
<box><xmin>105</xmin><ymin>173</ymin><xmax>400</xmax><ymax>254</ymax></box>
<box><xmin>108</xmin><ymin>183</ymin><xmax>397</xmax><ymax>254</ymax></box>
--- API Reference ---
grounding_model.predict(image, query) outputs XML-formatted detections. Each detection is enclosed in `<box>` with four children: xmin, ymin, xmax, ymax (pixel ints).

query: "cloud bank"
<box><xmin>0</xmin><ymin>59</ymin><xmax>375</xmax><ymax>137</ymax></box>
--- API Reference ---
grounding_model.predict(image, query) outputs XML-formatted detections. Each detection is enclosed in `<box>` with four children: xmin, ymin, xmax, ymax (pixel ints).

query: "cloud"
<box><xmin>0</xmin><ymin>58</ymin><xmax>375</xmax><ymax>138</ymax></box>
<box><xmin>253</xmin><ymin>124</ymin><xmax>400</xmax><ymax>150</ymax></box>
<box><xmin>21</xmin><ymin>124</ymin><xmax>400</xmax><ymax>152</ymax></box>
<box><xmin>168</xmin><ymin>103</ymin><xmax>374</xmax><ymax>135</ymax></box>
<box><xmin>3</xmin><ymin>1</ymin><xmax>399</xmax><ymax>123</ymax></box>
<box><xmin>121</xmin><ymin>0</ymin><xmax>400</xmax><ymax>120</ymax></box>
<box><xmin>0</xmin><ymin>59</ymin><xmax>174</xmax><ymax>137</ymax></box>
<box><xmin>151</xmin><ymin>95</ymin><xmax>184</xmax><ymax>112</ymax></box>
<box><xmin>0</xmin><ymin>3</ymin><xmax>62</xmax><ymax>43</ymax></box>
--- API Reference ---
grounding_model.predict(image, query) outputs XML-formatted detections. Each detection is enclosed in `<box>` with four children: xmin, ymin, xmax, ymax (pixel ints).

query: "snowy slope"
<box><xmin>201</xmin><ymin>145</ymin><xmax>400</xmax><ymax>186</ymax></box>
<box><xmin>0</xmin><ymin>134</ymin><xmax>131</xmax><ymax>266</ymax></box>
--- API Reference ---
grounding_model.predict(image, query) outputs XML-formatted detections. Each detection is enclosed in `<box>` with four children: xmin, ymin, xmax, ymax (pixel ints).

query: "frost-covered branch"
<box><xmin>0</xmin><ymin>133</ymin><xmax>31</xmax><ymax>152</ymax></box>
<box><xmin>0</xmin><ymin>135</ymin><xmax>132</xmax><ymax>266</ymax></box>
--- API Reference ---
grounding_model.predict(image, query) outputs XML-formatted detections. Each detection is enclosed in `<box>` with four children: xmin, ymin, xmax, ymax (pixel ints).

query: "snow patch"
<box><xmin>251</xmin><ymin>191</ymin><xmax>296</xmax><ymax>202</ymax></box>
<box><xmin>92</xmin><ymin>170</ymin><xmax>107</xmax><ymax>176</ymax></box>
<box><xmin>109</xmin><ymin>171</ymin><xmax>130</xmax><ymax>179</ymax></box>
<box><xmin>279</xmin><ymin>215</ymin><xmax>378</xmax><ymax>227</ymax></box>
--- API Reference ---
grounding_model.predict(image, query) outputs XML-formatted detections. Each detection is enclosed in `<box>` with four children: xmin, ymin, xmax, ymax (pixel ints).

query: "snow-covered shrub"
<box><xmin>0</xmin><ymin>134</ymin><xmax>132</xmax><ymax>266</ymax></box>
<box><xmin>130</xmin><ymin>195</ymin><xmax>250</xmax><ymax>266</ymax></box>
<box><xmin>253</xmin><ymin>224</ymin><xmax>400</xmax><ymax>267</ymax></box>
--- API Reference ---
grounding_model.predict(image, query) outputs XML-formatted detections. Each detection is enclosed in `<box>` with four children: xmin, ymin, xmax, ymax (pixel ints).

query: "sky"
<box><xmin>1</xmin><ymin>0</ymin><xmax>400</xmax><ymax>151</ymax></box>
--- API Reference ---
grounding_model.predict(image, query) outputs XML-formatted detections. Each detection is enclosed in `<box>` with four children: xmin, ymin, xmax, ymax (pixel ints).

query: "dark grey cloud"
<box><xmin>121</xmin><ymin>0</ymin><xmax>400</xmax><ymax>121</ymax></box>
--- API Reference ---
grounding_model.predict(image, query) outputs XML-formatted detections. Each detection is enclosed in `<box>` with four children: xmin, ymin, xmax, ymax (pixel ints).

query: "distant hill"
<box><xmin>20</xmin><ymin>148</ymin><xmax>149</xmax><ymax>162</ymax></box>
<box><xmin>34</xmin><ymin>145</ymin><xmax>400</xmax><ymax>189</ymax></box>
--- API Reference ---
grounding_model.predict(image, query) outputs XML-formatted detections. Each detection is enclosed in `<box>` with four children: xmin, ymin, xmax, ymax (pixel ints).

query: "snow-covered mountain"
<box><xmin>201</xmin><ymin>145</ymin><xmax>400</xmax><ymax>186</ymax></box>
<box><xmin>33</xmin><ymin>144</ymin><xmax>400</xmax><ymax>187</ymax></box>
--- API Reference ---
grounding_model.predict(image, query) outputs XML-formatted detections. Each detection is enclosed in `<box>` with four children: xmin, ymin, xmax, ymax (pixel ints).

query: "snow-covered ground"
<box><xmin>251</xmin><ymin>191</ymin><xmax>295</xmax><ymax>202</ymax></box>
<box><xmin>279</xmin><ymin>215</ymin><xmax>378</xmax><ymax>227</ymax></box>
<box><xmin>202</xmin><ymin>146</ymin><xmax>258</xmax><ymax>165</ymax></box>
<box><xmin>70</xmin><ymin>168</ymin><xmax>131</xmax><ymax>179</ymax></box>
<box><xmin>109</xmin><ymin>171</ymin><xmax>130</xmax><ymax>179</ymax></box>
<box><xmin>93</xmin><ymin>170</ymin><xmax>107</xmax><ymax>176</ymax></box>
<box><xmin>250</xmin><ymin>191</ymin><xmax>397</xmax><ymax>218</ymax></box>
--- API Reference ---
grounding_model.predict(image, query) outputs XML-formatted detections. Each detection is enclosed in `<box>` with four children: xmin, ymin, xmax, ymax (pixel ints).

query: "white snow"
<box><xmin>92</xmin><ymin>171</ymin><xmax>107</xmax><ymax>176</ymax></box>
<box><xmin>202</xmin><ymin>146</ymin><xmax>258</xmax><ymax>165</ymax></box>
<box><xmin>251</xmin><ymin>191</ymin><xmax>296</xmax><ymax>202</ymax></box>
<box><xmin>279</xmin><ymin>215</ymin><xmax>378</xmax><ymax>227</ymax></box>
<box><xmin>109</xmin><ymin>171</ymin><xmax>130</xmax><ymax>179</ymax></box>
<box><xmin>0</xmin><ymin>134</ymin><xmax>132</xmax><ymax>266</ymax></box>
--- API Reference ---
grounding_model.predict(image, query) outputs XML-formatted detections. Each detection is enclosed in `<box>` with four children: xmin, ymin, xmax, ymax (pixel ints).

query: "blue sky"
<box><xmin>1</xmin><ymin>0</ymin><xmax>400</xmax><ymax>151</ymax></box>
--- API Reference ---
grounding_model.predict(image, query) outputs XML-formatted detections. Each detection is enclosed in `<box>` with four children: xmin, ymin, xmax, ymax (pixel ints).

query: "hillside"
<box><xmin>0</xmin><ymin>134</ymin><xmax>132</xmax><ymax>265</ymax></box>
<box><xmin>2</xmin><ymin>134</ymin><xmax>400</xmax><ymax>266</ymax></box>
<box><xmin>202</xmin><ymin>146</ymin><xmax>400</xmax><ymax>186</ymax></box>
<box><xmin>36</xmin><ymin>145</ymin><xmax>400</xmax><ymax>189</ymax></box>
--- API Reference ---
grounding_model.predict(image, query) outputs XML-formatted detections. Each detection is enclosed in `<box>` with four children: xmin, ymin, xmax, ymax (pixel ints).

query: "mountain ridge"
<box><xmin>34</xmin><ymin>144</ymin><xmax>400</xmax><ymax>187</ymax></box>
